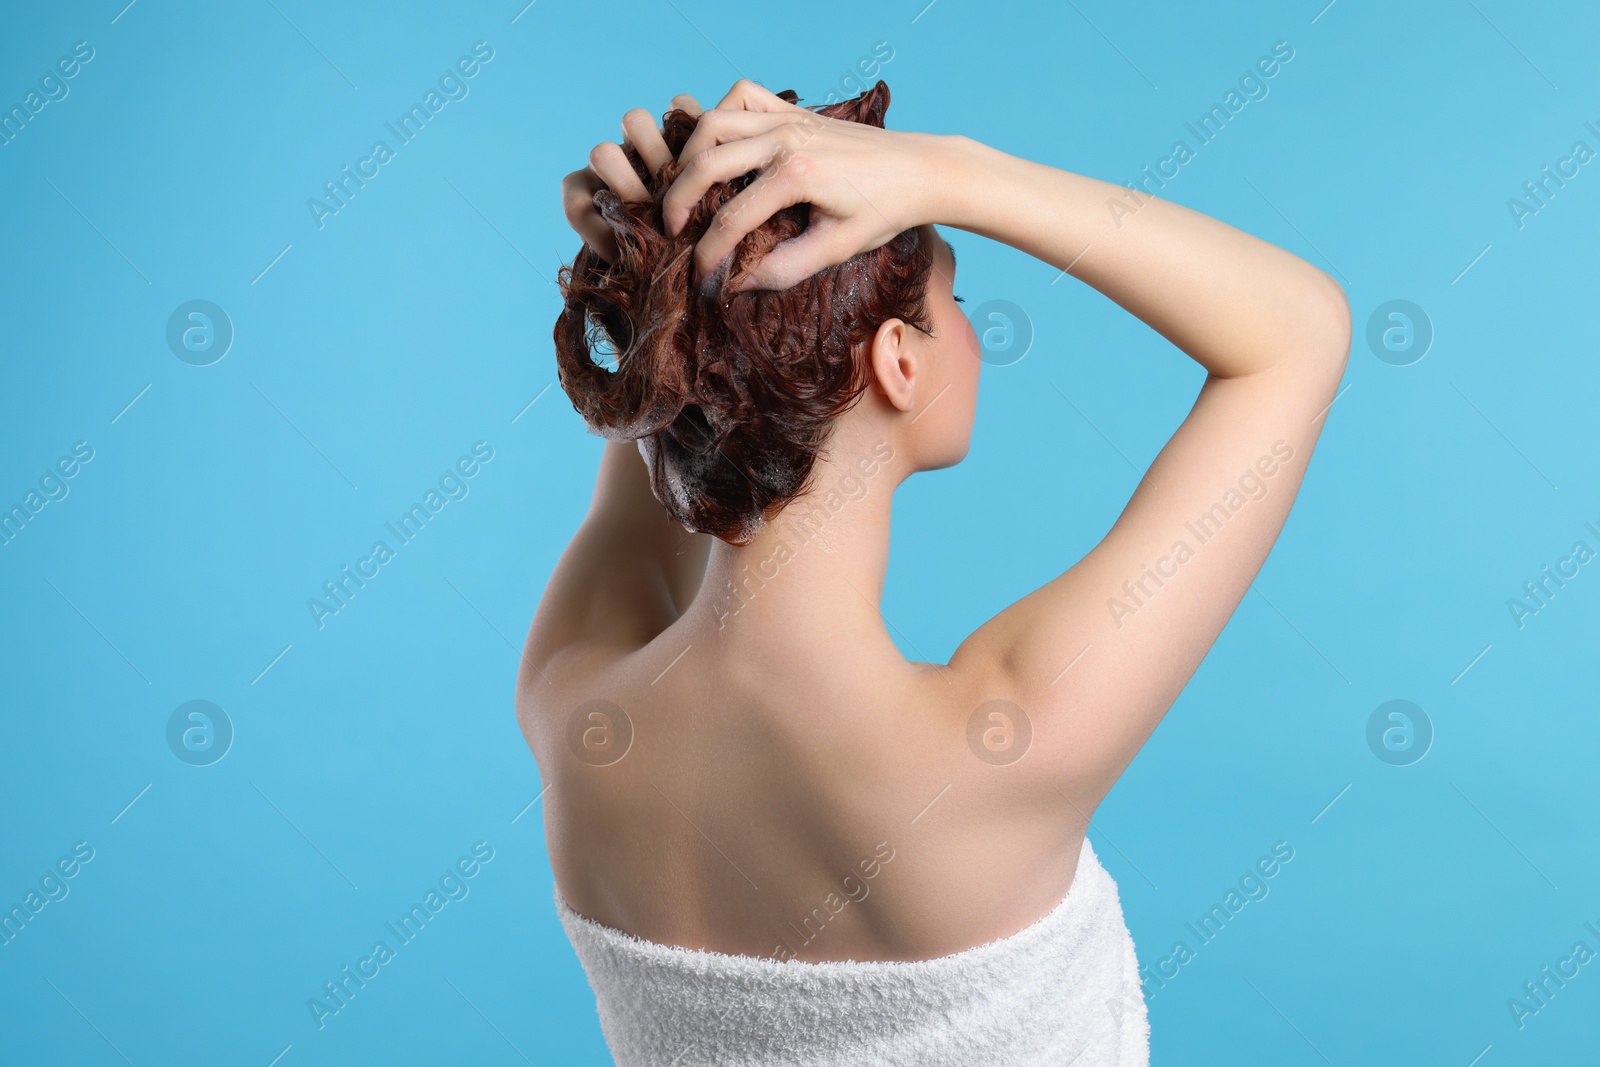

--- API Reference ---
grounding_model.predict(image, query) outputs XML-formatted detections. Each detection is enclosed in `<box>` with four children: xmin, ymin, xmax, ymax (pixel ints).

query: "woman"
<box><xmin>519</xmin><ymin>79</ymin><xmax>1349</xmax><ymax>1065</ymax></box>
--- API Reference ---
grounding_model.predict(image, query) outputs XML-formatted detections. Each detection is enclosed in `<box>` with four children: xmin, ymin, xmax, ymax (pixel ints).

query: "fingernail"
<box><xmin>698</xmin><ymin>252</ymin><xmax>732</xmax><ymax>302</ymax></box>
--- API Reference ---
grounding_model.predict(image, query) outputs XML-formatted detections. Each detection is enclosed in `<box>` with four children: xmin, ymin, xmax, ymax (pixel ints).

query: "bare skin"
<box><xmin>520</xmin><ymin>81</ymin><xmax>1351</xmax><ymax>963</ymax></box>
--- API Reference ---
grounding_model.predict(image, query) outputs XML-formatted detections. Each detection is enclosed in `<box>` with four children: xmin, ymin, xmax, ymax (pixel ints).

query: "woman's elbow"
<box><xmin>1309</xmin><ymin>270</ymin><xmax>1352</xmax><ymax>371</ymax></box>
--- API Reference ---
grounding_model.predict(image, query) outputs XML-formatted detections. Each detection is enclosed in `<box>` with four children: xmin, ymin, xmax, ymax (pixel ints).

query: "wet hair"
<box><xmin>553</xmin><ymin>80</ymin><xmax>935</xmax><ymax>545</ymax></box>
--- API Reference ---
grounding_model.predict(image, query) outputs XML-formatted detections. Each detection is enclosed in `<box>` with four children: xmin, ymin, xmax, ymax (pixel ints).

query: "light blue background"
<box><xmin>2</xmin><ymin>0</ymin><xmax>1596</xmax><ymax>1063</ymax></box>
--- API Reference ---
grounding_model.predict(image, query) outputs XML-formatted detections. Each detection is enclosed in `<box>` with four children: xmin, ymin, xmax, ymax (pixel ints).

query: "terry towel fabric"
<box><xmin>554</xmin><ymin>836</ymin><xmax>1150</xmax><ymax>1066</ymax></box>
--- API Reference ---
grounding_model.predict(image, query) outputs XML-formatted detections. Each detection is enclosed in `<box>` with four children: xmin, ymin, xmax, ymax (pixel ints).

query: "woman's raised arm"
<box><xmin>521</xmin><ymin>440</ymin><xmax>710</xmax><ymax>681</ymax></box>
<box><xmin>935</xmin><ymin>137</ymin><xmax>1351</xmax><ymax>793</ymax></box>
<box><xmin>522</xmin><ymin>96</ymin><xmax>714</xmax><ymax>685</ymax></box>
<box><xmin>666</xmin><ymin>81</ymin><xmax>1349</xmax><ymax>796</ymax></box>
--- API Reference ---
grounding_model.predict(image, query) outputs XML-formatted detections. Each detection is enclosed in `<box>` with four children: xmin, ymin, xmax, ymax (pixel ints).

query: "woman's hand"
<box><xmin>662</xmin><ymin>79</ymin><xmax>948</xmax><ymax>292</ymax></box>
<box><xmin>562</xmin><ymin>93</ymin><xmax>704</xmax><ymax>264</ymax></box>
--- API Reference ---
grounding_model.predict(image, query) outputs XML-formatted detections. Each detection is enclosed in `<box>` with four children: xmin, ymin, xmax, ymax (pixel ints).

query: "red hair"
<box><xmin>553</xmin><ymin>80</ymin><xmax>934</xmax><ymax>544</ymax></box>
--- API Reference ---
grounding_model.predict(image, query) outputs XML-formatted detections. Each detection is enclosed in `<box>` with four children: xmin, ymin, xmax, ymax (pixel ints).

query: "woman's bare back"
<box><xmin>523</xmin><ymin>610</ymin><xmax>1093</xmax><ymax>964</ymax></box>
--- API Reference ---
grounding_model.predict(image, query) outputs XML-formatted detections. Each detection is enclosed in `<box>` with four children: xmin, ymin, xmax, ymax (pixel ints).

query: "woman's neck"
<box><xmin>684</xmin><ymin>429</ymin><xmax>907</xmax><ymax>649</ymax></box>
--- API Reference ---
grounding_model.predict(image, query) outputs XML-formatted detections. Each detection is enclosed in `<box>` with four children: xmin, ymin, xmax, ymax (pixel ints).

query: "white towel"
<box><xmin>555</xmin><ymin>836</ymin><xmax>1150</xmax><ymax>1066</ymax></box>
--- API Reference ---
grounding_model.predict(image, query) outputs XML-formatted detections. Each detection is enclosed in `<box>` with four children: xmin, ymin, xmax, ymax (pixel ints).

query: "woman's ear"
<box><xmin>868</xmin><ymin>318</ymin><xmax>918</xmax><ymax>414</ymax></box>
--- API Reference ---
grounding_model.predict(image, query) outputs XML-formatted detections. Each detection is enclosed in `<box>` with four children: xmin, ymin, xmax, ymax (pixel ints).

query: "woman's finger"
<box><xmin>664</xmin><ymin>123</ymin><xmax>815</xmax><ymax>238</ymax></box>
<box><xmin>561</xmin><ymin>166</ymin><xmax>620</xmax><ymax>262</ymax></box>
<box><xmin>710</xmin><ymin>78</ymin><xmax>810</xmax><ymax>114</ymax></box>
<box><xmin>561</xmin><ymin>166</ymin><xmax>602</xmax><ymax>217</ymax></box>
<box><xmin>735</xmin><ymin>217</ymin><xmax>862</xmax><ymax>292</ymax></box>
<box><xmin>674</xmin><ymin>107</ymin><xmax>816</xmax><ymax>172</ymax></box>
<box><xmin>686</xmin><ymin>133</ymin><xmax>817</xmax><ymax>284</ymax></box>
<box><xmin>621</xmin><ymin>108</ymin><xmax>673</xmax><ymax>177</ymax></box>
<box><xmin>670</xmin><ymin>93</ymin><xmax>703</xmax><ymax>118</ymax></box>
<box><xmin>588</xmin><ymin>141</ymin><xmax>650</xmax><ymax>202</ymax></box>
